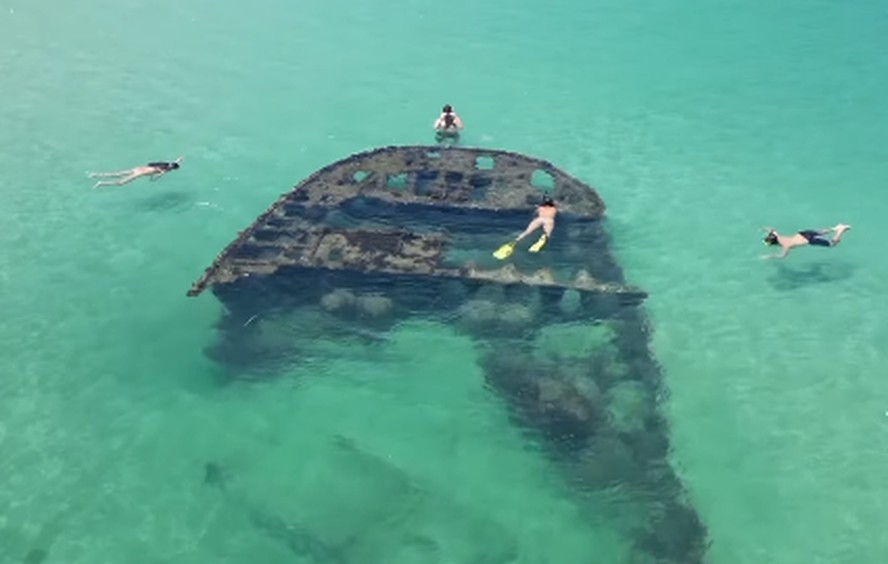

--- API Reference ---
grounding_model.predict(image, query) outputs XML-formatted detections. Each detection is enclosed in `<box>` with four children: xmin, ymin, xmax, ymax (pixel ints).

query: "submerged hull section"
<box><xmin>189</xmin><ymin>145</ymin><xmax>709</xmax><ymax>563</ymax></box>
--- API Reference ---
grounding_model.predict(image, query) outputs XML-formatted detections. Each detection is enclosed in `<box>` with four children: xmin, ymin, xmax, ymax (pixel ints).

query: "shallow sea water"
<box><xmin>2</xmin><ymin>0</ymin><xmax>888</xmax><ymax>562</ymax></box>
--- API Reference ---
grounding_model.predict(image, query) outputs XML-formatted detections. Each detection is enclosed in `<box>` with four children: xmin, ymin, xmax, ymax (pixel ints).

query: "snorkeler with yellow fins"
<box><xmin>493</xmin><ymin>195</ymin><xmax>557</xmax><ymax>259</ymax></box>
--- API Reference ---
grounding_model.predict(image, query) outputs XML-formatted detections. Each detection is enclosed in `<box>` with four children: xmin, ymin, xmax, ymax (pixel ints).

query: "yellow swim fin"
<box><xmin>528</xmin><ymin>234</ymin><xmax>548</xmax><ymax>253</ymax></box>
<box><xmin>493</xmin><ymin>241</ymin><xmax>516</xmax><ymax>260</ymax></box>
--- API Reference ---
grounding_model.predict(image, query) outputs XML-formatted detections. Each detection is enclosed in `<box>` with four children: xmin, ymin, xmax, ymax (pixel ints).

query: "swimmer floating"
<box><xmin>88</xmin><ymin>156</ymin><xmax>183</xmax><ymax>189</ymax></box>
<box><xmin>761</xmin><ymin>223</ymin><xmax>851</xmax><ymax>259</ymax></box>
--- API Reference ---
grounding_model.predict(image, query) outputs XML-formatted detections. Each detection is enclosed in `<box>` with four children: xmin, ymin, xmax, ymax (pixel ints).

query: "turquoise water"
<box><xmin>2</xmin><ymin>0</ymin><xmax>888</xmax><ymax>562</ymax></box>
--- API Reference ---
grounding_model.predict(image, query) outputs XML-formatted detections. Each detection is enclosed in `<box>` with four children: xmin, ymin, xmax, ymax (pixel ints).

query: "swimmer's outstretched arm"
<box><xmin>762</xmin><ymin>246</ymin><xmax>790</xmax><ymax>260</ymax></box>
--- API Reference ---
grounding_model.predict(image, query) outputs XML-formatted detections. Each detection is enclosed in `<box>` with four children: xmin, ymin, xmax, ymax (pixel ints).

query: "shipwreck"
<box><xmin>187</xmin><ymin>145</ymin><xmax>709</xmax><ymax>563</ymax></box>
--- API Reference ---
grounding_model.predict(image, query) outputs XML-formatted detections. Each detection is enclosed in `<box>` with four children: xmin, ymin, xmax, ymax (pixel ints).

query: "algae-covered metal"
<box><xmin>186</xmin><ymin>145</ymin><xmax>634</xmax><ymax>299</ymax></box>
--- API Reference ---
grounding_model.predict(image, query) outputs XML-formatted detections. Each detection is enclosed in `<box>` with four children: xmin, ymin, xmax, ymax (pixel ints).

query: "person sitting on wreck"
<box><xmin>762</xmin><ymin>223</ymin><xmax>851</xmax><ymax>259</ymax></box>
<box><xmin>493</xmin><ymin>195</ymin><xmax>558</xmax><ymax>259</ymax></box>
<box><xmin>88</xmin><ymin>156</ymin><xmax>183</xmax><ymax>188</ymax></box>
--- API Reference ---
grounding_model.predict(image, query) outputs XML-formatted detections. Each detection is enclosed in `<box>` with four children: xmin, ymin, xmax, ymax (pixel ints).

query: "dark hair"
<box><xmin>763</xmin><ymin>231</ymin><xmax>778</xmax><ymax>245</ymax></box>
<box><xmin>541</xmin><ymin>195</ymin><xmax>555</xmax><ymax>207</ymax></box>
<box><xmin>171</xmin><ymin>162</ymin><xmax>180</xmax><ymax>170</ymax></box>
<box><xmin>442</xmin><ymin>104</ymin><xmax>453</xmax><ymax>114</ymax></box>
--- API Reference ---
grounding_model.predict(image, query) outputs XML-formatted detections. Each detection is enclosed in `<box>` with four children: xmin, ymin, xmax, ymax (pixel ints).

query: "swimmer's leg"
<box><xmin>515</xmin><ymin>218</ymin><xmax>544</xmax><ymax>243</ymax></box>
<box><xmin>542</xmin><ymin>219</ymin><xmax>554</xmax><ymax>238</ymax></box>
<box><xmin>93</xmin><ymin>172</ymin><xmax>141</xmax><ymax>188</ymax></box>
<box><xmin>829</xmin><ymin>223</ymin><xmax>851</xmax><ymax>246</ymax></box>
<box><xmin>494</xmin><ymin>218</ymin><xmax>543</xmax><ymax>259</ymax></box>
<box><xmin>529</xmin><ymin>220</ymin><xmax>553</xmax><ymax>253</ymax></box>
<box><xmin>87</xmin><ymin>169</ymin><xmax>132</xmax><ymax>178</ymax></box>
